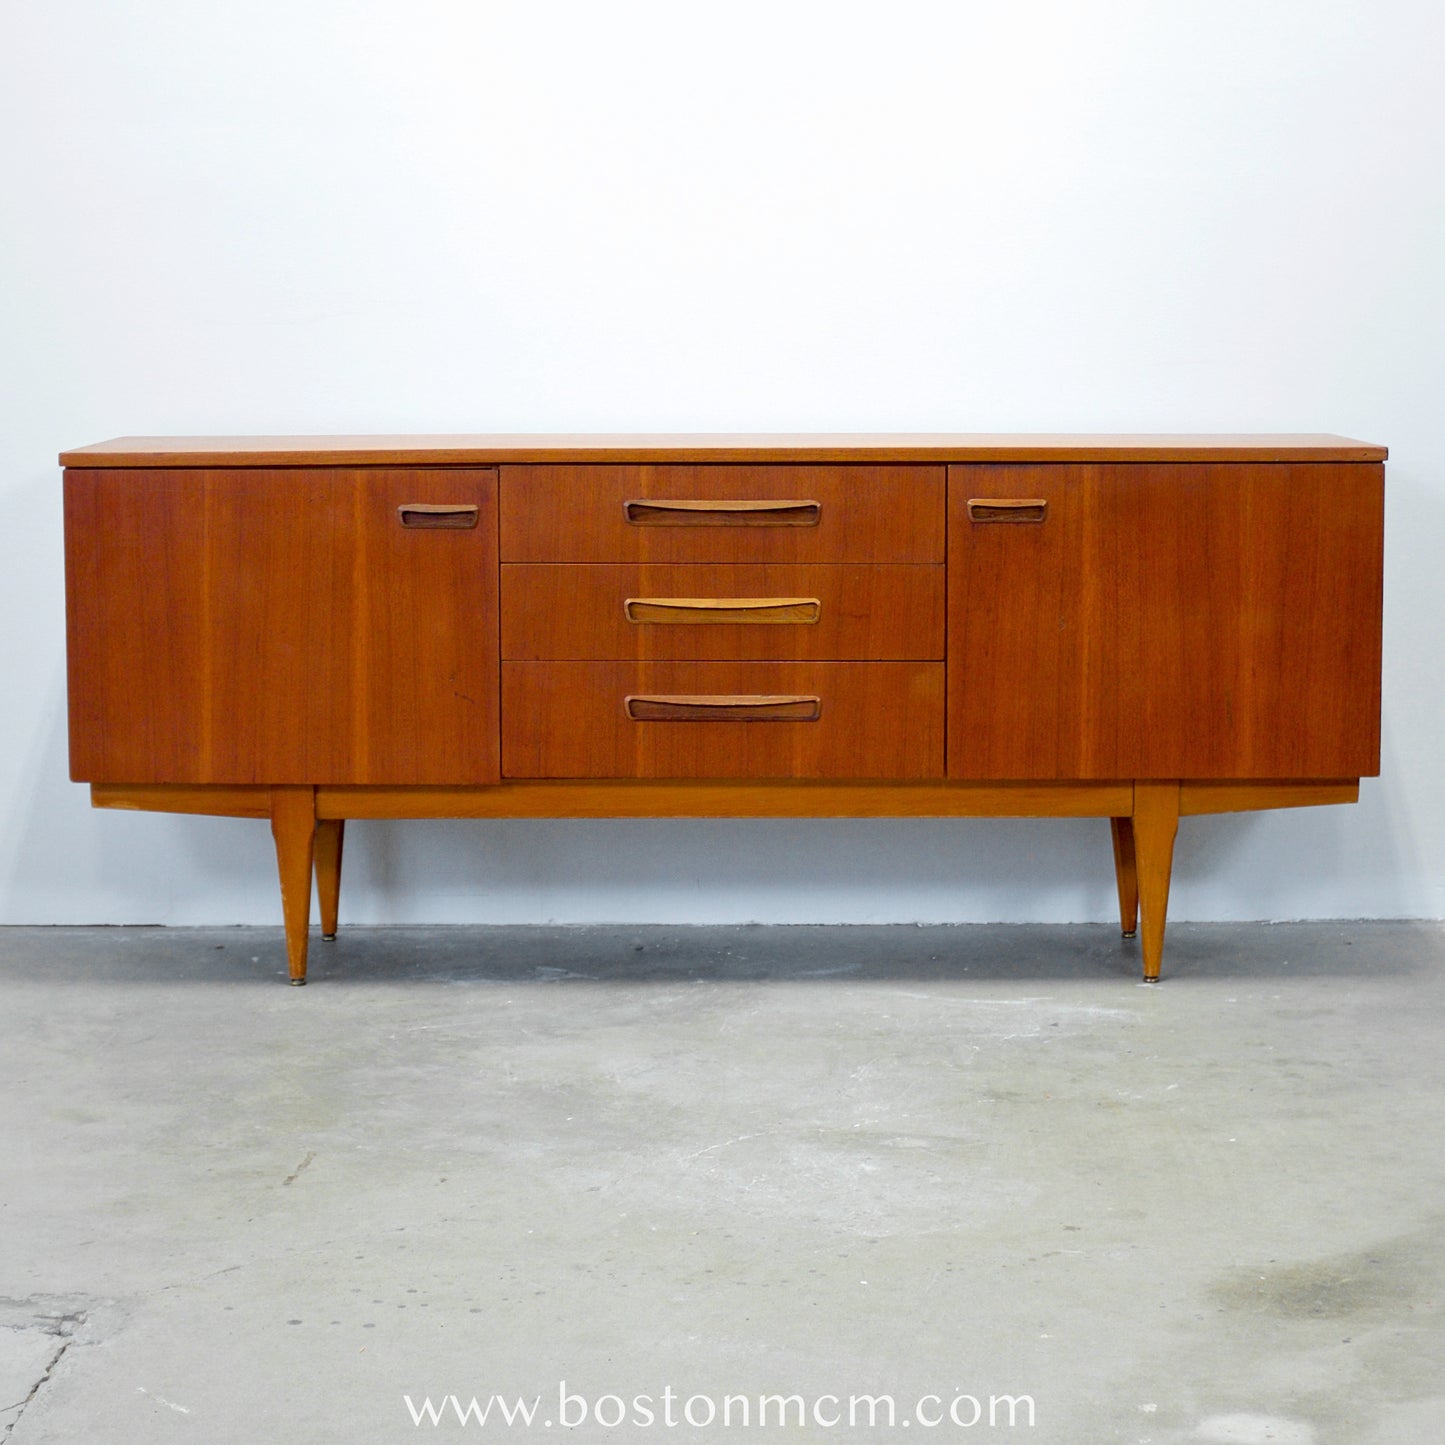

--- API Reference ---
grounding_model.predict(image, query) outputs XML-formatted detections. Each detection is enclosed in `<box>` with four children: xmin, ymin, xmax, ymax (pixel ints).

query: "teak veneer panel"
<box><xmin>947</xmin><ymin>462</ymin><xmax>1384</xmax><ymax>780</ymax></box>
<box><xmin>62</xmin><ymin>434</ymin><xmax>1387</xmax><ymax>467</ymax></box>
<box><xmin>65</xmin><ymin>467</ymin><xmax>500</xmax><ymax>785</ymax></box>
<box><xmin>501</xmin><ymin>564</ymin><xmax>945</xmax><ymax>661</ymax></box>
<box><xmin>499</xmin><ymin>465</ymin><xmax>944</xmax><ymax>563</ymax></box>
<box><xmin>502</xmin><ymin>662</ymin><xmax>945</xmax><ymax>779</ymax></box>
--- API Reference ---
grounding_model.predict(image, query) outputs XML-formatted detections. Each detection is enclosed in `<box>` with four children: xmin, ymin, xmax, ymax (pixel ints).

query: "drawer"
<box><xmin>501</xmin><ymin>564</ymin><xmax>944</xmax><ymax>660</ymax></box>
<box><xmin>502</xmin><ymin>662</ymin><xmax>944</xmax><ymax>778</ymax></box>
<box><xmin>499</xmin><ymin>465</ymin><xmax>944</xmax><ymax>562</ymax></box>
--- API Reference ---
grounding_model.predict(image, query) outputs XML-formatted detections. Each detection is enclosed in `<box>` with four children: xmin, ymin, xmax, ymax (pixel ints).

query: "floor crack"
<box><xmin>2</xmin><ymin>1314</ymin><xmax>86</xmax><ymax>1441</ymax></box>
<box><xmin>282</xmin><ymin>1150</ymin><xmax>316</xmax><ymax>1186</ymax></box>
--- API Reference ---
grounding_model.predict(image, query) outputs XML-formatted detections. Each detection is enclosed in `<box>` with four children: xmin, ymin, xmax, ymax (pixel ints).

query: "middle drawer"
<box><xmin>501</xmin><ymin>564</ymin><xmax>944</xmax><ymax>661</ymax></box>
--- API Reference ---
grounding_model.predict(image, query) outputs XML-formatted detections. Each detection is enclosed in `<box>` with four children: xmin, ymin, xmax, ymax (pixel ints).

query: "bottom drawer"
<box><xmin>503</xmin><ymin>662</ymin><xmax>944</xmax><ymax>779</ymax></box>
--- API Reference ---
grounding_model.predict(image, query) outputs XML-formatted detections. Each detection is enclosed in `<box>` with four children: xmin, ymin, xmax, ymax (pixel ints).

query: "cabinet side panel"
<box><xmin>948</xmin><ymin>463</ymin><xmax>1384</xmax><ymax>779</ymax></box>
<box><xmin>63</xmin><ymin>467</ymin><xmax>499</xmax><ymax>785</ymax></box>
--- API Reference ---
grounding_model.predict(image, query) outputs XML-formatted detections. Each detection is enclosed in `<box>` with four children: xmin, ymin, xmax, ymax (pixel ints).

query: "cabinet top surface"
<box><xmin>61</xmin><ymin>433</ymin><xmax>1387</xmax><ymax>467</ymax></box>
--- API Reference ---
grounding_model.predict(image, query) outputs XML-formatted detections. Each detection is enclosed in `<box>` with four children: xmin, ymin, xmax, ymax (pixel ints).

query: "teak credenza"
<box><xmin>60</xmin><ymin>434</ymin><xmax>1386</xmax><ymax>984</ymax></box>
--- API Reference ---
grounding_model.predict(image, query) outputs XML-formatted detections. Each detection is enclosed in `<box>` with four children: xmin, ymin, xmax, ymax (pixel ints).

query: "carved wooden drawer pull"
<box><xmin>967</xmin><ymin>498</ymin><xmax>1048</xmax><ymax>524</ymax></box>
<box><xmin>623</xmin><ymin>597</ymin><xmax>821</xmax><ymax>625</ymax></box>
<box><xmin>397</xmin><ymin>503</ymin><xmax>480</xmax><ymax>529</ymax></box>
<box><xmin>625</xmin><ymin>694</ymin><xmax>822</xmax><ymax>722</ymax></box>
<box><xmin>623</xmin><ymin>498</ymin><xmax>821</xmax><ymax>527</ymax></box>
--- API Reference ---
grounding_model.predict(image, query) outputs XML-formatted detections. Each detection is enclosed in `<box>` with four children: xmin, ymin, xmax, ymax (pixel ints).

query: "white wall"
<box><xmin>3</xmin><ymin>0</ymin><xmax>1442</xmax><ymax>926</ymax></box>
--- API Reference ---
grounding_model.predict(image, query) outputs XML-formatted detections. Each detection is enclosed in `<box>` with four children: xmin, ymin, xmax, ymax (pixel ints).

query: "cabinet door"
<box><xmin>947</xmin><ymin>463</ymin><xmax>1384</xmax><ymax>780</ymax></box>
<box><xmin>65</xmin><ymin>467</ymin><xmax>499</xmax><ymax>784</ymax></box>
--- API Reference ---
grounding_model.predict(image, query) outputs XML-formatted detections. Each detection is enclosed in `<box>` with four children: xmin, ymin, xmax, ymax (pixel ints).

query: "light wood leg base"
<box><xmin>1109</xmin><ymin>816</ymin><xmax>1139</xmax><ymax>937</ymax></box>
<box><xmin>1133</xmin><ymin>782</ymin><xmax>1180</xmax><ymax>982</ymax></box>
<box><xmin>270</xmin><ymin>786</ymin><xmax>317</xmax><ymax>985</ymax></box>
<box><xmin>315</xmin><ymin>819</ymin><xmax>345</xmax><ymax>941</ymax></box>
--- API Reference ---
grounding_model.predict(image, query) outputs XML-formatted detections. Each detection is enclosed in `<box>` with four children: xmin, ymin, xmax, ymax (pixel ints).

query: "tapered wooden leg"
<box><xmin>315</xmin><ymin>819</ymin><xmax>345</xmax><ymax>942</ymax></box>
<box><xmin>1110</xmin><ymin>816</ymin><xmax>1139</xmax><ymax>938</ymax></box>
<box><xmin>1133</xmin><ymin>782</ymin><xmax>1180</xmax><ymax>983</ymax></box>
<box><xmin>270</xmin><ymin>786</ymin><xmax>317</xmax><ymax>985</ymax></box>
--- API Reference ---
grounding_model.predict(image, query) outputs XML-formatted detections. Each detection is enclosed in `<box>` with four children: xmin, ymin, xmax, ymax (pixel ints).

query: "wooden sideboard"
<box><xmin>60</xmin><ymin>434</ymin><xmax>1386</xmax><ymax>983</ymax></box>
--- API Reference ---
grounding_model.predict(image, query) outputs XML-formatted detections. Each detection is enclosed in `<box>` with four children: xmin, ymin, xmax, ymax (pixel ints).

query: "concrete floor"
<box><xmin>1</xmin><ymin>923</ymin><xmax>1443</xmax><ymax>1444</ymax></box>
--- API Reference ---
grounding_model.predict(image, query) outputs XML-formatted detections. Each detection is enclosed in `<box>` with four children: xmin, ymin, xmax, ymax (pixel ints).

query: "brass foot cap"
<box><xmin>289</xmin><ymin>977</ymin><xmax>307</xmax><ymax>986</ymax></box>
<box><xmin>1122</xmin><ymin>929</ymin><xmax>1137</xmax><ymax>939</ymax></box>
<box><xmin>321</xmin><ymin>933</ymin><xmax>337</xmax><ymax>942</ymax></box>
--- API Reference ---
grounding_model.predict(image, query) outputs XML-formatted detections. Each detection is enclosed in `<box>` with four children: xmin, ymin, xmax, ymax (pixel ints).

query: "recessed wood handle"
<box><xmin>623</xmin><ymin>498</ymin><xmax>821</xmax><ymax>527</ymax></box>
<box><xmin>625</xmin><ymin>693</ymin><xmax>822</xmax><ymax>722</ymax></box>
<box><xmin>397</xmin><ymin>503</ymin><xmax>480</xmax><ymax>529</ymax></box>
<box><xmin>967</xmin><ymin>498</ymin><xmax>1048</xmax><ymax>524</ymax></box>
<box><xmin>624</xmin><ymin>597</ymin><xmax>821</xmax><ymax>625</ymax></box>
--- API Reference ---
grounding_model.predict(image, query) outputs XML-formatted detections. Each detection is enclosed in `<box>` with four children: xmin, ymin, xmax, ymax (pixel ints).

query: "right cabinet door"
<box><xmin>947</xmin><ymin>462</ymin><xmax>1384</xmax><ymax>780</ymax></box>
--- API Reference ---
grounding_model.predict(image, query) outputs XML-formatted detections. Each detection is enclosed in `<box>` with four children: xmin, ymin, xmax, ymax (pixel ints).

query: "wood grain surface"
<box><xmin>500</xmin><ymin>464</ymin><xmax>945</xmax><ymax>563</ymax></box>
<box><xmin>62</xmin><ymin>434</ymin><xmax>1387</xmax><ymax>466</ymax></box>
<box><xmin>89</xmin><ymin>778</ymin><xmax>1355</xmax><ymax>821</ymax></box>
<box><xmin>947</xmin><ymin>462</ymin><xmax>1384</xmax><ymax>780</ymax></box>
<box><xmin>501</xmin><ymin>563</ymin><xmax>944</xmax><ymax>660</ymax></box>
<box><xmin>313</xmin><ymin>779</ymin><xmax>1135</xmax><ymax>818</ymax></box>
<box><xmin>502</xmin><ymin>662</ymin><xmax>945</xmax><ymax>778</ymax></box>
<box><xmin>65</xmin><ymin>467</ymin><xmax>500</xmax><ymax>784</ymax></box>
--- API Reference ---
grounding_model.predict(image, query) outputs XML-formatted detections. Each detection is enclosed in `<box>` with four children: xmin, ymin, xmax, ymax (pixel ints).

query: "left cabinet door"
<box><xmin>65</xmin><ymin>467</ymin><xmax>499</xmax><ymax>785</ymax></box>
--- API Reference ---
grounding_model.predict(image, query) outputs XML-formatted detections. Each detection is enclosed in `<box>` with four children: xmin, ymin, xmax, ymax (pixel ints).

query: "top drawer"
<box><xmin>500</xmin><ymin>465</ymin><xmax>945</xmax><ymax>562</ymax></box>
